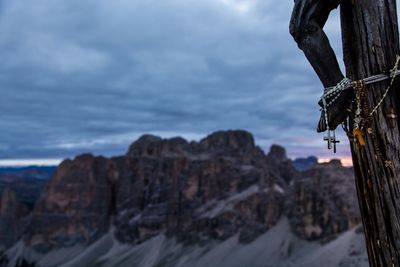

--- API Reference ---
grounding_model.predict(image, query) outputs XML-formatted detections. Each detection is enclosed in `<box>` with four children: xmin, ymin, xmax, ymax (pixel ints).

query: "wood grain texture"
<box><xmin>340</xmin><ymin>0</ymin><xmax>400</xmax><ymax>265</ymax></box>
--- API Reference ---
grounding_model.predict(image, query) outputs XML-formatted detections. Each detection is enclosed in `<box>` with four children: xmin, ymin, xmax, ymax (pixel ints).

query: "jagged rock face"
<box><xmin>23</xmin><ymin>154</ymin><xmax>117</xmax><ymax>252</ymax></box>
<box><xmin>266</xmin><ymin>144</ymin><xmax>299</xmax><ymax>184</ymax></box>
<box><xmin>127</xmin><ymin>130</ymin><xmax>264</xmax><ymax>160</ymax></box>
<box><xmin>267</xmin><ymin>145</ymin><xmax>287</xmax><ymax>162</ymax></box>
<box><xmin>0</xmin><ymin>189</ymin><xmax>28</xmax><ymax>250</ymax></box>
<box><xmin>287</xmin><ymin>160</ymin><xmax>360</xmax><ymax>241</ymax></box>
<box><xmin>3</xmin><ymin>130</ymin><xmax>363</xmax><ymax>264</ymax></box>
<box><xmin>199</xmin><ymin>130</ymin><xmax>255</xmax><ymax>153</ymax></box>
<box><xmin>19</xmin><ymin>130</ymin><xmax>288</xmax><ymax>252</ymax></box>
<box><xmin>115</xmin><ymin>130</ymin><xmax>284</xmax><ymax>245</ymax></box>
<box><xmin>127</xmin><ymin>135</ymin><xmax>189</xmax><ymax>157</ymax></box>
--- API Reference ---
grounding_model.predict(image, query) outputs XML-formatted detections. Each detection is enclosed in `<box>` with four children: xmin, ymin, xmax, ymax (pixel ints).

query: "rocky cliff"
<box><xmin>0</xmin><ymin>189</ymin><xmax>28</xmax><ymax>250</ymax></box>
<box><xmin>287</xmin><ymin>160</ymin><xmax>360</xmax><ymax>241</ymax></box>
<box><xmin>0</xmin><ymin>130</ymin><xmax>366</xmax><ymax>267</ymax></box>
<box><xmin>22</xmin><ymin>130</ymin><xmax>284</xmax><ymax>251</ymax></box>
<box><xmin>23</xmin><ymin>155</ymin><xmax>115</xmax><ymax>252</ymax></box>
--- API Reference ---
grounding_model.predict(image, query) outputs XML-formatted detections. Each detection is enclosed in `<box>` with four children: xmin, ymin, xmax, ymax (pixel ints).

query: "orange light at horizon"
<box><xmin>318</xmin><ymin>157</ymin><xmax>353</xmax><ymax>167</ymax></box>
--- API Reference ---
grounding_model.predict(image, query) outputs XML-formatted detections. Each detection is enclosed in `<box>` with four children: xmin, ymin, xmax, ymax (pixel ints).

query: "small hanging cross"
<box><xmin>324</xmin><ymin>130</ymin><xmax>340</xmax><ymax>153</ymax></box>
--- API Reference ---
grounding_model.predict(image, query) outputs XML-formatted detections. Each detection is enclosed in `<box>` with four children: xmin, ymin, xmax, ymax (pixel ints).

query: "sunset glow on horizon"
<box><xmin>318</xmin><ymin>157</ymin><xmax>353</xmax><ymax>167</ymax></box>
<box><xmin>0</xmin><ymin>156</ymin><xmax>353</xmax><ymax>167</ymax></box>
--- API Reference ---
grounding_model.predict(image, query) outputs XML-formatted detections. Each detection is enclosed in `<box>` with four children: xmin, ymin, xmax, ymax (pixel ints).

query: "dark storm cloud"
<box><xmin>0</xmin><ymin>0</ymin><xmax>348</xmax><ymax>160</ymax></box>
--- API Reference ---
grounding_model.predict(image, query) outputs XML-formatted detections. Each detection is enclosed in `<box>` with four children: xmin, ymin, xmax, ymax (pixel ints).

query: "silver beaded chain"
<box><xmin>319</xmin><ymin>56</ymin><xmax>400</xmax><ymax>153</ymax></box>
<box><xmin>322</xmin><ymin>77</ymin><xmax>352</xmax><ymax>108</ymax></box>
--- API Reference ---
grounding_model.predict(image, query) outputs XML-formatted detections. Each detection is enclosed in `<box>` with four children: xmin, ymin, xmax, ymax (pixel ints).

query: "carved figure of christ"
<box><xmin>289</xmin><ymin>0</ymin><xmax>353</xmax><ymax>132</ymax></box>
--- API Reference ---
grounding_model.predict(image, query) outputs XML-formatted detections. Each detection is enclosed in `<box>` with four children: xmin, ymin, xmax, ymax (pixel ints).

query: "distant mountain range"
<box><xmin>0</xmin><ymin>166</ymin><xmax>56</xmax><ymax>178</ymax></box>
<box><xmin>292</xmin><ymin>156</ymin><xmax>318</xmax><ymax>171</ymax></box>
<box><xmin>0</xmin><ymin>130</ymin><xmax>367</xmax><ymax>267</ymax></box>
<box><xmin>0</xmin><ymin>151</ymin><xmax>318</xmax><ymax>211</ymax></box>
<box><xmin>0</xmin><ymin>166</ymin><xmax>55</xmax><ymax>209</ymax></box>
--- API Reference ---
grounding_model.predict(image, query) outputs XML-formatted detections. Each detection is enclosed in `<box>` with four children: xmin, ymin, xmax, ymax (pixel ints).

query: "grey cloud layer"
<box><xmin>0</xmin><ymin>0</ymin><xmax>349</xmax><ymax>160</ymax></box>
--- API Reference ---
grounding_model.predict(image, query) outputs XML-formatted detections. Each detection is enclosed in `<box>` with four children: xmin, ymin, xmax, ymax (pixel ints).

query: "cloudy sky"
<box><xmin>0</xmin><ymin>0</ymin><xmax>351</xmax><ymax>165</ymax></box>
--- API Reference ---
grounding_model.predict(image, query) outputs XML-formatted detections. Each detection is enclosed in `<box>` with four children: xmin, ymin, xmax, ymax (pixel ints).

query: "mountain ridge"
<box><xmin>0</xmin><ymin>130</ymin><xmax>366</xmax><ymax>267</ymax></box>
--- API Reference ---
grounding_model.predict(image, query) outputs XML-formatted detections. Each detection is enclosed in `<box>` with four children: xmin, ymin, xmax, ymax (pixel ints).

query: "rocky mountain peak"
<box><xmin>325</xmin><ymin>159</ymin><xmax>343</xmax><ymax>167</ymax></box>
<box><xmin>199</xmin><ymin>130</ymin><xmax>255</xmax><ymax>152</ymax></box>
<box><xmin>126</xmin><ymin>130</ymin><xmax>259</xmax><ymax>158</ymax></box>
<box><xmin>267</xmin><ymin>145</ymin><xmax>287</xmax><ymax>162</ymax></box>
<box><xmin>24</xmin><ymin>155</ymin><xmax>117</xmax><ymax>251</ymax></box>
<box><xmin>127</xmin><ymin>134</ymin><xmax>189</xmax><ymax>157</ymax></box>
<box><xmin>288</xmin><ymin>161</ymin><xmax>359</xmax><ymax>241</ymax></box>
<box><xmin>0</xmin><ymin>130</ymin><xmax>364</xmax><ymax>267</ymax></box>
<box><xmin>265</xmin><ymin>145</ymin><xmax>297</xmax><ymax>185</ymax></box>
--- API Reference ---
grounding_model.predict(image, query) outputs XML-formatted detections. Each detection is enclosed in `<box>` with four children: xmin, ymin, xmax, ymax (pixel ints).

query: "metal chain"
<box><xmin>369</xmin><ymin>55</ymin><xmax>400</xmax><ymax>117</ymax></box>
<box><xmin>320</xmin><ymin>55</ymin><xmax>400</xmax><ymax>152</ymax></box>
<box><xmin>322</xmin><ymin>96</ymin><xmax>329</xmax><ymax>132</ymax></box>
<box><xmin>321</xmin><ymin>77</ymin><xmax>352</xmax><ymax>108</ymax></box>
<box><xmin>353</xmin><ymin>80</ymin><xmax>363</xmax><ymax>129</ymax></box>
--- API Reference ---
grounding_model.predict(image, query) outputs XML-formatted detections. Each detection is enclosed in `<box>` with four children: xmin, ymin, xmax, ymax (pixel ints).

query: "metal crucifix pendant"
<box><xmin>324</xmin><ymin>130</ymin><xmax>340</xmax><ymax>153</ymax></box>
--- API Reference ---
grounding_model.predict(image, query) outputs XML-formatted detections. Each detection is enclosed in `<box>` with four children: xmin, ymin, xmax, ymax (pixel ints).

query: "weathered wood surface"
<box><xmin>341</xmin><ymin>0</ymin><xmax>400</xmax><ymax>266</ymax></box>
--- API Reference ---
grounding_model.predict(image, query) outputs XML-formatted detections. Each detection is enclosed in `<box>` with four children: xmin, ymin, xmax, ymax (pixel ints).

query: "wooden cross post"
<box><xmin>340</xmin><ymin>1</ymin><xmax>400</xmax><ymax>265</ymax></box>
<box><xmin>290</xmin><ymin>0</ymin><xmax>400</xmax><ymax>265</ymax></box>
